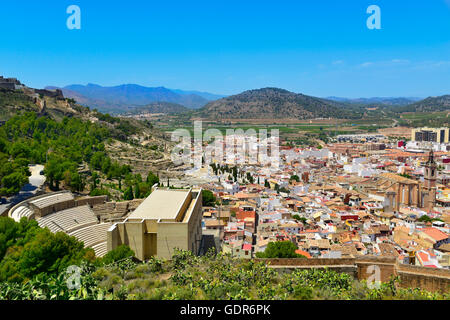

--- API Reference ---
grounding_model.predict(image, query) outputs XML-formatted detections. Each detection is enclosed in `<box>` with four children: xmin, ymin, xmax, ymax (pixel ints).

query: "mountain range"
<box><xmin>326</xmin><ymin>96</ymin><xmax>422</xmax><ymax>106</ymax></box>
<box><xmin>46</xmin><ymin>84</ymin><xmax>225</xmax><ymax>113</ymax></box>
<box><xmin>44</xmin><ymin>82</ymin><xmax>449</xmax><ymax>119</ymax></box>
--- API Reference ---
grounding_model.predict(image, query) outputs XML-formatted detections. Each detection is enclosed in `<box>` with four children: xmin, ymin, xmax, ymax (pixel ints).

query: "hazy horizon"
<box><xmin>40</xmin><ymin>82</ymin><xmax>428</xmax><ymax>100</ymax></box>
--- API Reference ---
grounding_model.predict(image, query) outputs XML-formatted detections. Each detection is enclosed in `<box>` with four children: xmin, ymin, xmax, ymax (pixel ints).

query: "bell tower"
<box><xmin>423</xmin><ymin>149</ymin><xmax>437</xmax><ymax>211</ymax></box>
<box><xmin>424</xmin><ymin>149</ymin><xmax>437</xmax><ymax>189</ymax></box>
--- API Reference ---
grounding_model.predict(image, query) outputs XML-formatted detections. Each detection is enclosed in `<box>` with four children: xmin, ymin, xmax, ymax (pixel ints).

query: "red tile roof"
<box><xmin>422</xmin><ymin>227</ymin><xmax>449</xmax><ymax>242</ymax></box>
<box><xmin>295</xmin><ymin>250</ymin><xmax>312</xmax><ymax>258</ymax></box>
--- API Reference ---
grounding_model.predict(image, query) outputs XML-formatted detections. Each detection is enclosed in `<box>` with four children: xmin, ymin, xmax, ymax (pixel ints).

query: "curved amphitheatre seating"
<box><xmin>68</xmin><ymin>223</ymin><xmax>112</xmax><ymax>249</ymax></box>
<box><xmin>38</xmin><ymin>207</ymin><xmax>111</xmax><ymax>258</ymax></box>
<box><xmin>8</xmin><ymin>192</ymin><xmax>112</xmax><ymax>258</ymax></box>
<box><xmin>115</xmin><ymin>202</ymin><xmax>129</xmax><ymax>213</ymax></box>
<box><xmin>37</xmin><ymin>205</ymin><xmax>98</xmax><ymax>234</ymax></box>
<box><xmin>29</xmin><ymin>192</ymin><xmax>74</xmax><ymax>210</ymax></box>
<box><xmin>91</xmin><ymin>242</ymin><xmax>108</xmax><ymax>258</ymax></box>
<box><xmin>10</xmin><ymin>206</ymin><xmax>34</xmax><ymax>222</ymax></box>
<box><xmin>9</xmin><ymin>191</ymin><xmax>75</xmax><ymax>222</ymax></box>
<box><xmin>92</xmin><ymin>203</ymin><xmax>115</xmax><ymax>216</ymax></box>
<box><xmin>92</xmin><ymin>202</ymin><xmax>129</xmax><ymax>221</ymax></box>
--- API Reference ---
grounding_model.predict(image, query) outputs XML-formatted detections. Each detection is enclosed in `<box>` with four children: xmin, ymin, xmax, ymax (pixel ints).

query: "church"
<box><xmin>382</xmin><ymin>150</ymin><xmax>437</xmax><ymax>213</ymax></box>
<box><xmin>358</xmin><ymin>150</ymin><xmax>437</xmax><ymax>213</ymax></box>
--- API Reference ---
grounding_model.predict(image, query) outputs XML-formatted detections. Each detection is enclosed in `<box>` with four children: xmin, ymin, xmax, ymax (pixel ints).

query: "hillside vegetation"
<box><xmin>0</xmin><ymin>216</ymin><xmax>134</xmax><ymax>284</ymax></box>
<box><xmin>394</xmin><ymin>95</ymin><xmax>450</xmax><ymax>113</ymax></box>
<box><xmin>199</xmin><ymin>88</ymin><xmax>363</xmax><ymax>120</ymax></box>
<box><xmin>124</xmin><ymin>102</ymin><xmax>189</xmax><ymax>115</ymax></box>
<box><xmin>0</xmin><ymin>222</ymin><xmax>447</xmax><ymax>301</ymax></box>
<box><xmin>0</xmin><ymin>88</ymin><xmax>171</xmax><ymax>200</ymax></box>
<box><xmin>0</xmin><ymin>89</ymin><xmax>39</xmax><ymax>120</ymax></box>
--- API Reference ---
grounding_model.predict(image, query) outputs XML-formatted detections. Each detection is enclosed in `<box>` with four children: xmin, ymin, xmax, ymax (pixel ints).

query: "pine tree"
<box><xmin>124</xmin><ymin>186</ymin><xmax>134</xmax><ymax>200</ymax></box>
<box><xmin>134</xmin><ymin>183</ymin><xmax>140</xmax><ymax>199</ymax></box>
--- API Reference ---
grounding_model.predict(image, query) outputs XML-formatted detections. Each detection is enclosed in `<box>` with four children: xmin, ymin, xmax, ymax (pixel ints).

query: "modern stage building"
<box><xmin>107</xmin><ymin>188</ymin><xmax>203</xmax><ymax>260</ymax></box>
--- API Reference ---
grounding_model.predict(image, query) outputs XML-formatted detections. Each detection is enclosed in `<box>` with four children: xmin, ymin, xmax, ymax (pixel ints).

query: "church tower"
<box><xmin>424</xmin><ymin>149</ymin><xmax>437</xmax><ymax>189</ymax></box>
<box><xmin>423</xmin><ymin>149</ymin><xmax>437</xmax><ymax>211</ymax></box>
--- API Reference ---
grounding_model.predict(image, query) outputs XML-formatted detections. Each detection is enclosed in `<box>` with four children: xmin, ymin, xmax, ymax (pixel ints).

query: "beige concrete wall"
<box><xmin>123</xmin><ymin>222</ymin><xmax>145</xmax><ymax>260</ymax></box>
<box><xmin>176</xmin><ymin>192</ymin><xmax>192</xmax><ymax>222</ymax></box>
<box><xmin>144</xmin><ymin>232</ymin><xmax>157</xmax><ymax>258</ymax></box>
<box><xmin>157</xmin><ymin>222</ymin><xmax>189</xmax><ymax>259</ymax></box>
<box><xmin>107</xmin><ymin>225</ymin><xmax>119</xmax><ymax>252</ymax></box>
<box><xmin>186</xmin><ymin>191</ymin><xmax>203</xmax><ymax>255</ymax></box>
<box><xmin>109</xmin><ymin>219</ymin><xmax>191</xmax><ymax>261</ymax></box>
<box><xmin>110</xmin><ymin>221</ymin><xmax>146</xmax><ymax>260</ymax></box>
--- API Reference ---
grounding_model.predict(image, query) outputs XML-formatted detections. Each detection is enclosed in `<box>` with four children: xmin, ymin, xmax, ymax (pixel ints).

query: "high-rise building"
<box><xmin>412</xmin><ymin>127</ymin><xmax>450</xmax><ymax>144</ymax></box>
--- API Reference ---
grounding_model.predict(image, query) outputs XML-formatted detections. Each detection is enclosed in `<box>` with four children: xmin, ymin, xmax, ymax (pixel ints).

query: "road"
<box><xmin>0</xmin><ymin>165</ymin><xmax>46</xmax><ymax>216</ymax></box>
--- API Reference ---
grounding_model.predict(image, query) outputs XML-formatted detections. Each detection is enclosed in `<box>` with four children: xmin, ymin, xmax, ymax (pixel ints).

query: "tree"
<box><xmin>292</xmin><ymin>215</ymin><xmax>307</xmax><ymax>224</ymax></box>
<box><xmin>255</xmin><ymin>241</ymin><xmax>306</xmax><ymax>259</ymax></box>
<box><xmin>279</xmin><ymin>187</ymin><xmax>290</xmax><ymax>194</ymax></box>
<box><xmin>89</xmin><ymin>188</ymin><xmax>110</xmax><ymax>197</ymax></box>
<box><xmin>134</xmin><ymin>183</ymin><xmax>141</xmax><ymax>199</ymax></box>
<box><xmin>45</xmin><ymin>158</ymin><xmax>64</xmax><ymax>190</ymax></box>
<box><xmin>418</xmin><ymin>215</ymin><xmax>432</xmax><ymax>223</ymax></box>
<box><xmin>232</xmin><ymin>167</ymin><xmax>238</xmax><ymax>181</ymax></box>
<box><xmin>146</xmin><ymin>171</ymin><xmax>159</xmax><ymax>187</ymax></box>
<box><xmin>1</xmin><ymin>171</ymin><xmax>28</xmax><ymax>196</ymax></box>
<box><xmin>417</xmin><ymin>215</ymin><xmax>442</xmax><ymax>223</ymax></box>
<box><xmin>246</xmin><ymin>172</ymin><xmax>254</xmax><ymax>184</ymax></box>
<box><xmin>69</xmin><ymin>172</ymin><xmax>84</xmax><ymax>192</ymax></box>
<box><xmin>91</xmin><ymin>172</ymin><xmax>100</xmax><ymax>190</ymax></box>
<box><xmin>318</xmin><ymin>132</ymin><xmax>329</xmax><ymax>144</ymax></box>
<box><xmin>290</xmin><ymin>175</ymin><xmax>300</xmax><ymax>182</ymax></box>
<box><xmin>202</xmin><ymin>190</ymin><xmax>216</xmax><ymax>207</ymax></box>
<box><xmin>0</xmin><ymin>217</ymin><xmax>95</xmax><ymax>282</ymax></box>
<box><xmin>123</xmin><ymin>186</ymin><xmax>134</xmax><ymax>201</ymax></box>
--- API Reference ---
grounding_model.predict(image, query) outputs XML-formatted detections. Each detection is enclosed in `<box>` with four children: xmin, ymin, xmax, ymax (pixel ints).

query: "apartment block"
<box><xmin>412</xmin><ymin>127</ymin><xmax>450</xmax><ymax>144</ymax></box>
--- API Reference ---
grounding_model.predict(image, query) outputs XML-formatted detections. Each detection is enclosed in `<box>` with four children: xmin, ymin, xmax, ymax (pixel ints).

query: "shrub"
<box><xmin>101</xmin><ymin>245</ymin><xmax>135</xmax><ymax>266</ymax></box>
<box><xmin>255</xmin><ymin>241</ymin><xmax>305</xmax><ymax>258</ymax></box>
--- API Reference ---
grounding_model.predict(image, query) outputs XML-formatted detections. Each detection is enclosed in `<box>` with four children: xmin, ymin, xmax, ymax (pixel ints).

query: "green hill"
<box><xmin>394</xmin><ymin>95</ymin><xmax>450</xmax><ymax>113</ymax></box>
<box><xmin>198</xmin><ymin>88</ymin><xmax>363</xmax><ymax>120</ymax></box>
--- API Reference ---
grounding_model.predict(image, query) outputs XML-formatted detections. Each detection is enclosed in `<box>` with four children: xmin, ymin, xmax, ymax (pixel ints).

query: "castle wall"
<box><xmin>258</xmin><ymin>257</ymin><xmax>450</xmax><ymax>293</ymax></box>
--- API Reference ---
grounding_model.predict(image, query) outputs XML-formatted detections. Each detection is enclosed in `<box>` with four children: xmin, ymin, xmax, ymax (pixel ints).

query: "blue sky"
<box><xmin>1</xmin><ymin>0</ymin><xmax>450</xmax><ymax>98</ymax></box>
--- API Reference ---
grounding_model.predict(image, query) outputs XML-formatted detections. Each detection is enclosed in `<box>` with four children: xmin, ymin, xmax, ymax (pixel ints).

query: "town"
<box><xmin>7</xmin><ymin>126</ymin><xmax>449</xmax><ymax>270</ymax></box>
<box><xmin>192</xmin><ymin>128</ymin><xmax>450</xmax><ymax>267</ymax></box>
